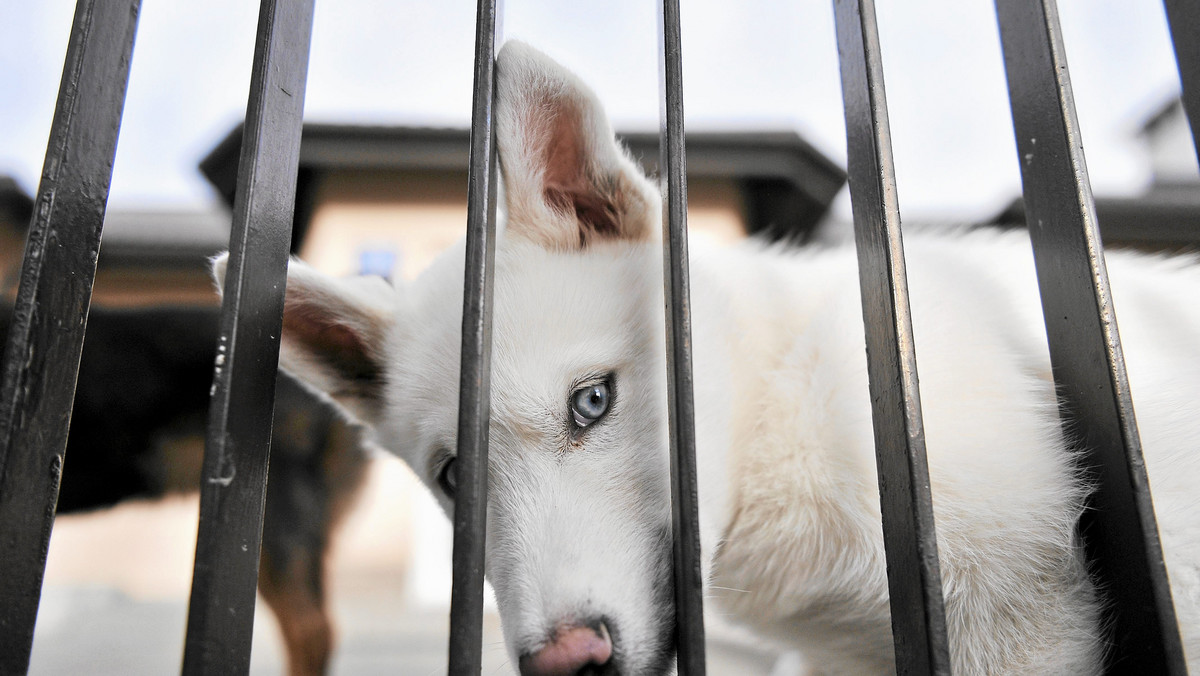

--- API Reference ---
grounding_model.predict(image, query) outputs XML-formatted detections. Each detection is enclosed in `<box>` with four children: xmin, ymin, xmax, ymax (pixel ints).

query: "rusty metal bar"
<box><xmin>180</xmin><ymin>0</ymin><xmax>314</xmax><ymax>672</ymax></box>
<box><xmin>994</xmin><ymin>0</ymin><xmax>1186</xmax><ymax>673</ymax></box>
<box><xmin>0</xmin><ymin>1</ymin><xmax>140</xmax><ymax>671</ymax></box>
<box><xmin>447</xmin><ymin>0</ymin><xmax>502</xmax><ymax>672</ymax></box>
<box><xmin>832</xmin><ymin>0</ymin><xmax>951</xmax><ymax>673</ymax></box>
<box><xmin>657</xmin><ymin>1</ymin><xmax>707</xmax><ymax>673</ymax></box>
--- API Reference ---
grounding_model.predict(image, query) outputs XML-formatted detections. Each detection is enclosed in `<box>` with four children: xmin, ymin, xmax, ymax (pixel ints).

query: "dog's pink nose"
<box><xmin>518</xmin><ymin>622</ymin><xmax>613</xmax><ymax>676</ymax></box>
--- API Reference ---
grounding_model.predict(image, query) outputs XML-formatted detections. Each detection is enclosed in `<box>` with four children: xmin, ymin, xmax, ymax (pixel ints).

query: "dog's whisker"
<box><xmin>707</xmin><ymin>585</ymin><xmax>751</xmax><ymax>594</ymax></box>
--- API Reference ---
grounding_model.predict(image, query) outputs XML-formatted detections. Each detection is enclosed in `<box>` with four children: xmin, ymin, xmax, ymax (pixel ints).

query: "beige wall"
<box><xmin>2</xmin><ymin>170</ymin><xmax>749</xmax><ymax>310</ymax></box>
<box><xmin>300</xmin><ymin>169</ymin><xmax>748</xmax><ymax>279</ymax></box>
<box><xmin>2</xmin><ymin>223</ymin><xmax>218</xmax><ymax>309</ymax></box>
<box><xmin>91</xmin><ymin>267</ymin><xmax>219</xmax><ymax>307</ymax></box>
<box><xmin>300</xmin><ymin>170</ymin><xmax>469</xmax><ymax>279</ymax></box>
<box><xmin>3</xmin><ymin>263</ymin><xmax>217</xmax><ymax>310</ymax></box>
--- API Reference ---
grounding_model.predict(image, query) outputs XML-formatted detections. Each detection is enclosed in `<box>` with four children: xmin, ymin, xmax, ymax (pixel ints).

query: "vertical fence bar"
<box><xmin>1162</xmin><ymin>0</ymin><xmax>1200</xmax><ymax>163</ymax></box>
<box><xmin>0</xmin><ymin>1</ymin><xmax>140</xmax><ymax>671</ymax></box>
<box><xmin>180</xmin><ymin>0</ymin><xmax>314</xmax><ymax>672</ymax></box>
<box><xmin>832</xmin><ymin>1</ymin><xmax>951</xmax><ymax>673</ymax></box>
<box><xmin>994</xmin><ymin>1</ymin><xmax>1186</xmax><ymax>673</ymax></box>
<box><xmin>447</xmin><ymin>0</ymin><xmax>502</xmax><ymax>672</ymax></box>
<box><xmin>657</xmin><ymin>1</ymin><xmax>707</xmax><ymax>673</ymax></box>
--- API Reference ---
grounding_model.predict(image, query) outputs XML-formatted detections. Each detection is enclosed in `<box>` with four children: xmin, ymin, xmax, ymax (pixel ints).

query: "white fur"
<box><xmin>245</xmin><ymin>42</ymin><xmax>1200</xmax><ymax>674</ymax></box>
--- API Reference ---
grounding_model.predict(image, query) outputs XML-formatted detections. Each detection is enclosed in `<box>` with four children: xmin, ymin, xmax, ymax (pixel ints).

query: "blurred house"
<box><xmin>85</xmin><ymin>210</ymin><xmax>231</xmax><ymax>306</ymax></box>
<box><xmin>3</xmin><ymin>126</ymin><xmax>845</xmax><ymax>307</ymax></box>
<box><xmin>199</xmin><ymin>124</ymin><xmax>846</xmax><ymax>280</ymax></box>
<box><xmin>0</xmin><ymin>178</ymin><xmax>228</xmax><ymax>309</ymax></box>
<box><xmin>5</xmin><ymin>124</ymin><xmax>848</xmax><ymax>315</ymax></box>
<box><xmin>990</xmin><ymin>97</ymin><xmax>1200</xmax><ymax>252</ymax></box>
<box><xmin>1141</xmin><ymin>98</ymin><xmax>1200</xmax><ymax>187</ymax></box>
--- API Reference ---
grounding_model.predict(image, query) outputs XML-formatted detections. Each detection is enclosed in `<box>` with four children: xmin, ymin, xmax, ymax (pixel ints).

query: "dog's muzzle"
<box><xmin>518</xmin><ymin>619</ymin><xmax>615</xmax><ymax>676</ymax></box>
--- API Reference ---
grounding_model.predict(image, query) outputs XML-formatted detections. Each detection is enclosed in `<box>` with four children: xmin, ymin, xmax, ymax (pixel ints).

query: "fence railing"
<box><xmin>0</xmin><ymin>0</ymin><xmax>1194</xmax><ymax>674</ymax></box>
<box><xmin>995</xmin><ymin>1</ymin><xmax>1185</xmax><ymax>670</ymax></box>
<box><xmin>0</xmin><ymin>1</ymin><xmax>140</xmax><ymax>671</ymax></box>
<box><xmin>181</xmin><ymin>1</ymin><xmax>315</xmax><ymax>672</ymax></box>
<box><xmin>448</xmin><ymin>1</ymin><xmax>501</xmax><ymax>673</ymax></box>
<box><xmin>833</xmin><ymin>1</ymin><xmax>950</xmax><ymax>672</ymax></box>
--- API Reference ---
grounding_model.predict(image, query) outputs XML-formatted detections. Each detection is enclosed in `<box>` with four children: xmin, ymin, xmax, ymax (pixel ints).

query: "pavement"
<box><xmin>27</xmin><ymin>456</ymin><xmax>788</xmax><ymax>675</ymax></box>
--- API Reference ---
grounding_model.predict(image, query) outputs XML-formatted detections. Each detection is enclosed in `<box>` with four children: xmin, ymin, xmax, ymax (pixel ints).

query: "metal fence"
<box><xmin>0</xmin><ymin>0</ymin><xmax>1194</xmax><ymax>673</ymax></box>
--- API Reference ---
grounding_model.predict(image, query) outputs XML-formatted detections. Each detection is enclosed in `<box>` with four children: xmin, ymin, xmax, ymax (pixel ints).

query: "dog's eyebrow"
<box><xmin>493</xmin><ymin>412</ymin><xmax>551</xmax><ymax>448</ymax></box>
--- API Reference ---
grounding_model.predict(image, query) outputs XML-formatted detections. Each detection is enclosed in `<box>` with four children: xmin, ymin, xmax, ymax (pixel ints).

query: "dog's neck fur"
<box><xmin>687</xmin><ymin>238</ymin><xmax>1108</xmax><ymax>674</ymax></box>
<box><xmin>685</xmin><ymin>243</ymin><xmax>896</xmax><ymax>672</ymax></box>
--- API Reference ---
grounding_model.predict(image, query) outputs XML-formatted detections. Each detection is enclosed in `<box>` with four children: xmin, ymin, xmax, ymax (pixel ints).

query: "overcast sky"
<box><xmin>0</xmin><ymin>0</ymin><xmax>1188</xmax><ymax>223</ymax></box>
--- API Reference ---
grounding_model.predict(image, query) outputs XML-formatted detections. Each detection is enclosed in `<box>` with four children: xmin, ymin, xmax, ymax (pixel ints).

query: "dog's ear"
<box><xmin>210</xmin><ymin>253</ymin><xmax>395</xmax><ymax>424</ymax></box>
<box><xmin>496</xmin><ymin>41</ymin><xmax>658</xmax><ymax>250</ymax></box>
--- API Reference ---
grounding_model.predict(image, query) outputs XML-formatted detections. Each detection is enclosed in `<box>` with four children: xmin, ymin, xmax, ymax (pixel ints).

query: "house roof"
<box><xmin>988</xmin><ymin>187</ymin><xmax>1200</xmax><ymax>251</ymax></box>
<box><xmin>1139</xmin><ymin>97</ymin><xmax>1185</xmax><ymax>139</ymax></box>
<box><xmin>199</xmin><ymin>123</ymin><xmax>847</xmax><ymax>246</ymax></box>
<box><xmin>1</xmin><ymin>176</ymin><xmax>229</xmax><ymax>271</ymax></box>
<box><xmin>97</xmin><ymin>209</ymin><xmax>232</xmax><ymax>268</ymax></box>
<box><xmin>986</xmin><ymin>96</ymin><xmax>1200</xmax><ymax>252</ymax></box>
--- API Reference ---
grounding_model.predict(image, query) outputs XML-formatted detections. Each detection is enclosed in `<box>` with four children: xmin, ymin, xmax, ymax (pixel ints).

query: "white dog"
<box><xmin>221</xmin><ymin>42</ymin><xmax>1199</xmax><ymax>674</ymax></box>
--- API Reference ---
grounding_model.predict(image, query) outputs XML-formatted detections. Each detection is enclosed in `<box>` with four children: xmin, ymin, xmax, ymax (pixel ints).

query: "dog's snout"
<box><xmin>518</xmin><ymin>621</ymin><xmax>613</xmax><ymax>676</ymax></box>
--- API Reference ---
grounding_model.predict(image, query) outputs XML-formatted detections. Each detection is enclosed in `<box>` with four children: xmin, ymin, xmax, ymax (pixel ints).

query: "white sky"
<box><xmin>0</xmin><ymin>0</ymin><xmax>1188</xmax><ymax>223</ymax></box>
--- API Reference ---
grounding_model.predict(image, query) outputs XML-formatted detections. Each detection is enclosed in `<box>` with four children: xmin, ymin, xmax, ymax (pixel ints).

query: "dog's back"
<box><xmin>701</xmin><ymin>229</ymin><xmax>1200</xmax><ymax>673</ymax></box>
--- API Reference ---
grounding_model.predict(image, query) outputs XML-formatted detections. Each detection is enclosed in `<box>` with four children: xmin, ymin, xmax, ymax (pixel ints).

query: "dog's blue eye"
<box><xmin>571</xmin><ymin>382</ymin><xmax>610</xmax><ymax>428</ymax></box>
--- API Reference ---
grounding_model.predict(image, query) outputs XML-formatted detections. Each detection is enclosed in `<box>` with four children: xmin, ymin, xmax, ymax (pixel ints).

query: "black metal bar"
<box><xmin>0</xmin><ymin>1</ymin><xmax>140</xmax><ymax>671</ymax></box>
<box><xmin>994</xmin><ymin>1</ymin><xmax>1186</xmax><ymax>673</ymax></box>
<box><xmin>657</xmin><ymin>1</ymin><xmax>707</xmax><ymax>673</ymax></box>
<box><xmin>180</xmin><ymin>0</ymin><xmax>314</xmax><ymax>672</ymax></box>
<box><xmin>832</xmin><ymin>1</ymin><xmax>951</xmax><ymax>673</ymax></box>
<box><xmin>1163</xmin><ymin>0</ymin><xmax>1200</xmax><ymax>164</ymax></box>
<box><xmin>446</xmin><ymin>0</ymin><xmax>502</xmax><ymax>672</ymax></box>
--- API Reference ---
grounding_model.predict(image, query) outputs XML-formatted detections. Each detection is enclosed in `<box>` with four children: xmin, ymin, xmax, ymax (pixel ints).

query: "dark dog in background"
<box><xmin>0</xmin><ymin>304</ymin><xmax>371</xmax><ymax>676</ymax></box>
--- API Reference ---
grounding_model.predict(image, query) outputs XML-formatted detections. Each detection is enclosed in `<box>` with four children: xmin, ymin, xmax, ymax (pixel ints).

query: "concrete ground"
<box><xmin>27</xmin><ymin>456</ymin><xmax>788</xmax><ymax>675</ymax></box>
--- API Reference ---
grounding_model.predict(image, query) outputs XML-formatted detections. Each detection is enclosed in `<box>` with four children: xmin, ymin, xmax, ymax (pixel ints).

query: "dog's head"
<box><xmin>221</xmin><ymin>42</ymin><xmax>681</xmax><ymax>674</ymax></box>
